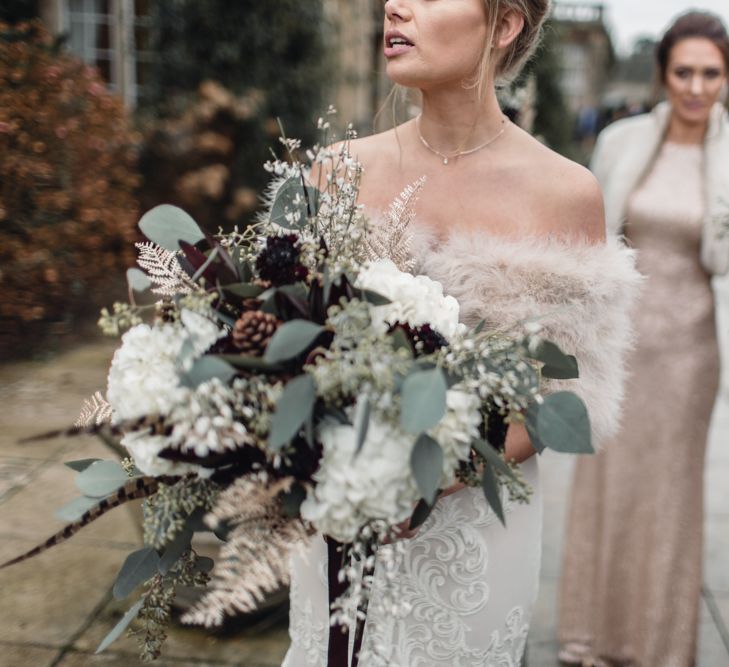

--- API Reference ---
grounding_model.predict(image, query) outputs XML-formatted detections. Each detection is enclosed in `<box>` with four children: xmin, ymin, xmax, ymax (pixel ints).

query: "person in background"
<box><xmin>558</xmin><ymin>10</ymin><xmax>729</xmax><ymax>667</ymax></box>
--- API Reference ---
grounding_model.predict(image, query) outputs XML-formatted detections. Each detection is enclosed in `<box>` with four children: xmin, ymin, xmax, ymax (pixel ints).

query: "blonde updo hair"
<box><xmin>473</xmin><ymin>0</ymin><xmax>551</xmax><ymax>90</ymax></box>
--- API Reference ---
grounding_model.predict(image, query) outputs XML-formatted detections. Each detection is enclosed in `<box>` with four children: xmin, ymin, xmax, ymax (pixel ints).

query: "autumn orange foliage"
<box><xmin>0</xmin><ymin>21</ymin><xmax>140</xmax><ymax>357</ymax></box>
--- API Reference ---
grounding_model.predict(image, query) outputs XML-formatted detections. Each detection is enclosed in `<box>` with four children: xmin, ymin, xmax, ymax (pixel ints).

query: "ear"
<box><xmin>495</xmin><ymin>9</ymin><xmax>525</xmax><ymax>50</ymax></box>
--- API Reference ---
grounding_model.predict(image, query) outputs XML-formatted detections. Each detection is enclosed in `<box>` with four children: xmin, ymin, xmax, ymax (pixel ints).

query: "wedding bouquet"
<box><xmin>2</xmin><ymin>117</ymin><xmax>592</xmax><ymax>663</ymax></box>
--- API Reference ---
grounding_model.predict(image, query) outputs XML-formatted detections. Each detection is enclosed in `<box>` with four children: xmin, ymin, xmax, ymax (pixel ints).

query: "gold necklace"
<box><xmin>415</xmin><ymin>115</ymin><xmax>508</xmax><ymax>165</ymax></box>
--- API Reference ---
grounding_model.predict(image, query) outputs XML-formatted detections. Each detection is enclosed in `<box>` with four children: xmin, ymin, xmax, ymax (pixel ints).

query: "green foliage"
<box><xmin>410</xmin><ymin>434</ymin><xmax>444</xmax><ymax>506</ymax></box>
<box><xmin>143</xmin><ymin>477</ymin><xmax>219</xmax><ymax>550</ymax></box>
<box><xmin>75</xmin><ymin>460</ymin><xmax>129</xmax><ymax>497</ymax></box>
<box><xmin>113</xmin><ymin>547</ymin><xmax>161</xmax><ymax>600</ymax></box>
<box><xmin>400</xmin><ymin>367</ymin><xmax>448</xmax><ymax>434</ymax></box>
<box><xmin>269</xmin><ymin>373</ymin><xmax>317</xmax><ymax>450</ymax></box>
<box><xmin>137</xmin><ymin>1</ymin><xmax>331</xmax><ymax>234</ymax></box>
<box><xmin>532</xmin><ymin>340</ymin><xmax>580</xmax><ymax>380</ymax></box>
<box><xmin>526</xmin><ymin>391</ymin><xmax>593</xmax><ymax>454</ymax></box>
<box><xmin>0</xmin><ymin>1</ymin><xmax>38</xmax><ymax>23</ymax></box>
<box><xmin>264</xmin><ymin>320</ymin><xmax>325</xmax><ymax>363</ymax></box>
<box><xmin>522</xmin><ymin>20</ymin><xmax>576</xmax><ymax>156</ymax></box>
<box><xmin>138</xmin><ymin>204</ymin><xmax>205</xmax><ymax>251</ymax></box>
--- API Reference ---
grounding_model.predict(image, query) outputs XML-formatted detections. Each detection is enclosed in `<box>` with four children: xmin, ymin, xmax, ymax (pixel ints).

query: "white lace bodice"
<box><xmin>282</xmin><ymin>457</ymin><xmax>541</xmax><ymax>667</ymax></box>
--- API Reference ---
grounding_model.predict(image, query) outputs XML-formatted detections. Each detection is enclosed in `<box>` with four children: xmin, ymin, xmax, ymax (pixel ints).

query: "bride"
<box><xmin>283</xmin><ymin>1</ymin><xmax>640</xmax><ymax>665</ymax></box>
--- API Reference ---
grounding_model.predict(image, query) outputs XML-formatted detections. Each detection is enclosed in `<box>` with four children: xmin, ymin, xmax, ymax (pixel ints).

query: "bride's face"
<box><xmin>664</xmin><ymin>37</ymin><xmax>728</xmax><ymax>126</ymax></box>
<box><xmin>383</xmin><ymin>0</ymin><xmax>489</xmax><ymax>90</ymax></box>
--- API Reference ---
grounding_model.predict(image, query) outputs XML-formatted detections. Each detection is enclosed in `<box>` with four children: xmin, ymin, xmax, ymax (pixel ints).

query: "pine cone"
<box><xmin>232</xmin><ymin>311</ymin><xmax>280</xmax><ymax>356</ymax></box>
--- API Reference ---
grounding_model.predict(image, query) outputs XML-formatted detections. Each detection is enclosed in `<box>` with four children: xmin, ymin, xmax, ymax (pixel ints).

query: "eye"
<box><xmin>673</xmin><ymin>68</ymin><xmax>691</xmax><ymax>79</ymax></box>
<box><xmin>703</xmin><ymin>68</ymin><xmax>723</xmax><ymax>79</ymax></box>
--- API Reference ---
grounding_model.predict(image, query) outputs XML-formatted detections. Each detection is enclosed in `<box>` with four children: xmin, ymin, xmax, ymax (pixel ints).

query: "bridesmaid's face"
<box><xmin>382</xmin><ymin>0</ymin><xmax>489</xmax><ymax>90</ymax></box>
<box><xmin>664</xmin><ymin>37</ymin><xmax>728</xmax><ymax>126</ymax></box>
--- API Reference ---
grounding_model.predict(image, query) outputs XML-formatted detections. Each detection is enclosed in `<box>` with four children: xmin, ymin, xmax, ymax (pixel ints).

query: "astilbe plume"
<box><xmin>183</xmin><ymin>476</ymin><xmax>309</xmax><ymax>627</ymax></box>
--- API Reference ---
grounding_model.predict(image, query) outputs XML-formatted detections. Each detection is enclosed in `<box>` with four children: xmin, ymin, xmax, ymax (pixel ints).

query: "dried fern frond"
<box><xmin>364</xmin><ymin>176</ymin><xmax>426</xmax><ymax>272</ymax></box>
<box><xmin>75</xmin><ymin>391</ymin><xmax>113</xmax><ymax>428</ymax></box>
<box><xmin>136</xmin><ymin>242</ymin><xmax>195</xmax><ymax>296</ymax></box>
<box><xmin>182</xmin><ymin>476</ymin><xmax>309</xmax><ymax>627</ymax></box>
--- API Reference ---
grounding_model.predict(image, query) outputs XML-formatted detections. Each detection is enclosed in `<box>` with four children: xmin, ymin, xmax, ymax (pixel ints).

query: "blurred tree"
<box><xmin>0</xmin><ymin>0</ymin><xmax>39</xmax><ymax>23</ymax></box>
<box><xmin>0</xmin><ymin>20</ymin><xmax>140</xmax><ymax>357</ymax></box>
<box><xmin>137</xmin><ymin>0</ymin><xmax>331</xmax><ymax>233</ymax></box>
<box><xmin>524</xmin><ymin>20</ymin><xmax>576</xmax><ymax>157</ymax></box>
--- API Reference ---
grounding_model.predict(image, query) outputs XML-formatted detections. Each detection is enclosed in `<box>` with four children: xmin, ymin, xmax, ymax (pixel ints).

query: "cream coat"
<box><xmin>592</xmin><ymin>101</ymin><xmax>729</xmax><ymax>275</ymax></box>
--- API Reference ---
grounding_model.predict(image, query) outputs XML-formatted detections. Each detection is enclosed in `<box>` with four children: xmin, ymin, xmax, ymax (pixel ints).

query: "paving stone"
<box><xmin>0</xmin><ymin>538</ymin><xmax>127</xmax><ymax>646</ymax></box>
<box><xmin>698</xmin><ymin>597</ymin><xmax>729</xmax><ymax>667</ymax></box>
<box><xmin>529</xmin><ymin>577</ymin><xmax>558</xmax><ymax>645</ymax></box>
<box><xmin>705</xmin><ymin>516</ymin><xmax>729</xmax><ymax>594</ymax></box>
<box><xmin>711</xmin><ymin>593</ymin><xmax>729</xmax><ymax>641</ymax></box>
<box><xmin>0</xmin><ymin>643</ymin><xmax>59</xmax><ymax>667</ymax></box>
<box><xmin>56</xmin><ymin>650</ymin><xmax>232</xmax><ymax>666</ymax></box>
<box><xmin>73</xmin><ymin>593</ymin><xmax>290</xmax><ymax>665</ymax></box>
<box><xmin>525</xmin><ymin>639</ymin><xmax>560</xmax><ymax>667</ymax></box>
<box><xmin>0</xmin><ymin>454</ymin><xmax>142</xmax><ymax>550</ymax></box>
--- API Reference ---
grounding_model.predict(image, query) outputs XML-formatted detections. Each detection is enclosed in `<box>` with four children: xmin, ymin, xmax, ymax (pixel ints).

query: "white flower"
<box><xmin>356</xmin><ymin>259</ymin><xmax>464</xmax><ymax>340</ymax></box>
<box><xmin>121</xmin><ymin>432</ymin><xmax>211</xmax><ymax>478</ymax></box>
<box><xmin>106</xmin><ymin>323</ymin><xmax>190</xmax><ymax>421</ymax></box>
<box><xmin>106</xmin><ymin>309</ymin><xmax>225</xmax><ymax>476</ymax></box>
<box><xmin>301</xmin><ymin>415</ymin><xmax>419</xmax><ymax>543</ymax></box>
<box><xmin>431</xmin><ymin>389</ymin><xmax>483</xmax><ymax>487</ymax></box>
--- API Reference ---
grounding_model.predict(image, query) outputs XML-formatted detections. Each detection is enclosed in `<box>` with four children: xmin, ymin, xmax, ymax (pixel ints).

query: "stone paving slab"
<box><xmin>0</xmin><ymin>642</ymin><xmax>59</xmax><ymax>667</ymax></box>
<box><xmin>2</xmin><ymin>340</ymin><xmax>728</xmax><ymax>666</ymax></box>
<box><xmin>73</xmin><ymin>594</ymin><xmax>289</xmax><ymax>666</ymax></box>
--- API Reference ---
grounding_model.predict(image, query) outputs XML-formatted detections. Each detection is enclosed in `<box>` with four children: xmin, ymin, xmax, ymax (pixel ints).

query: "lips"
<box><xmin>384</xmin><ymin>30</ymin><xmax>414</xmax><ymax>58</ymax></box>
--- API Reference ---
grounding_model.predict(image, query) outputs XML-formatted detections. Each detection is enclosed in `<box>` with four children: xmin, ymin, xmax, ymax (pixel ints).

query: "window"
<box><xmin>60</xmin><ymin>0</ymin><xmax>152</xmax><ymax>107</ymax></box>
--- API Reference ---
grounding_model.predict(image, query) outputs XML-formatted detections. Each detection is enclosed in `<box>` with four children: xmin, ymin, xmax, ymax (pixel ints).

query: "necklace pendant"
<box><xmin>443</xmin><ymin>157</ymin><xmax>449</xmax><ymax>165</ymax></box>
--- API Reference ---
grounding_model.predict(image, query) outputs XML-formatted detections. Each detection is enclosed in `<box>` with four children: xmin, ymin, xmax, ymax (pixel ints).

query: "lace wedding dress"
<box><xmin>282</xmin><ymin>228</ymin><xmax>641</xmax><ymax>667</ymax></box>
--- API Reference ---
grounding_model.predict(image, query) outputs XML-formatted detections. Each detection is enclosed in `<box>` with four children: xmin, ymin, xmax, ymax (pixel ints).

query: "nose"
<box><xmin>689</xmin><ymin>73</ymin><xmax>704</xmax><ymax>96</ymax></box>
<box><xmin>385</xmin><ymin>0</ymin><xmax>411</xmax><ymax>22</ymax></box>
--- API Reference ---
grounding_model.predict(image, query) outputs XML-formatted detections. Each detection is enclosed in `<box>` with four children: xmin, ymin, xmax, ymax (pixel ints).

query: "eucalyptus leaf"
<box><xmin>95</xmin><ymin>599</ymin><xmax>144</xmax><ymax>654</ymax></box>
<box><xmin>358</xmin><ymin>289</ymin><xmax>392</xmax><ymax>306</ymax></box>
<box><xmin>534</xmin><ymin>391</ymin><xmax>593</xmax><ymax>454</ymax></box>
<box><xmin>182</xmin><ymin>357</ymin><xmax>237</xmax><ymax>388</ymax></box>
<box><xmin>481</xmin><ymin>465</ymin><xmax>506</xmax><ymax>526</ymax></box>
<box><xmin>400</xmin><ymin>368</ymin><xmax>448</xmax><ymax>434</ymax></box>
<box><xmin>472</xmin><ymin>439</ymin><xmax>516</xmax><ymax>479</ymax></box>
<box><xmin>126</xmin><ymin>268</ymin><xmax>151</xmax><ymax>293</ymax></box>
<box><xmin>389</xmin><ymin>327</ymin><xmax>414</xmax><ymax>356</ymax></box>
<box><xmin>533</xmin><ymin>341</ymin><xmax>580</xmax><ymax>380</ymax></box>
<box><xmin>525</xmin><ymin>404</ymin><xmax>547</xmax><ymax>454</ymax></box>
<box><xmin>270</xmin><ymin>177</ymin><xmax>317</xmax><ymax>229</ymax></box>
<box><xmin>223</xmin><ymin>283</ymin><xmax>266</xmax><ymax>299</ymax></box>
<box><xmin>185</xmin><ymin>507</ymin><xmax>211</xmax><ymax>533</ymax></box>
<box><xmin>474</xmin><ymin>319</ymin><xmax>487</xmax><ymax>334</ymax></box>
<box><xmin>269</xmin><ymin>374</ymin><xmax>317</xmax><ymax>450</ymax></box>
<box><xmin>75</xmin><ymin>460</ymin><xmax>128</xmax><ymax>498</ymax></box>
<box><xmin>113</xmin><ymin>547</ymin><xmax>161</xmax><ymax>600</ymax></box>
<box><xmin>56</xmin><ymin>495</ymin><xmax>99</xmax><ymax>522</ymax></box>
<box><xmin>138</xmin><ymin>205</ymin><xmax>205</xmax><ymax>251</ymax></box>
<box><xmin>353</xmin><ymin>395</ymin><xmax>371</xmax><ymax>456</ymax></box>
<box><xmin>410</xmin><ymin>434</ymin><xmax>443</xmax><ymax>506</ymax></box>
<box><xmin>264</xmin><ymin>320</ymin><xmax>325</xmax><ymax>364</ymax></box>
<box><xmin>216</xmin><ymin>354</ymin><xmax>282</xmax><ymax>373</ymax></box>
<box><xmin>159</xmin><ymin>529</ymin><xmax>193</xmax><ymax>575</ymax></box>
<box><xmin>64</xmin><ymin>458</ymin><xmax>101</xmax><ymax>472</ymax></box>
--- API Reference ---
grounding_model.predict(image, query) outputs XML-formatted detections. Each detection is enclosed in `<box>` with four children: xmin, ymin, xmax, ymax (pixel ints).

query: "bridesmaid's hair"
<box><xmin>657</xmin><ymin>11</ymin><xmax>729</xmax><ymax>83</ymax></box>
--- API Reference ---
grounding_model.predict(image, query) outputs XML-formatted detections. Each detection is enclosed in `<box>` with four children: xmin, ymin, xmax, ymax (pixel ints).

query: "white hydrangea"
<box><xmin>301</xmin><ymin>388</ymin><xmax>482</xmax><ymax>542</ymax></box>
<box><xmin>107</xmin><ymin>309</ymin><xmax>223</xmax><ymax>422</ymax></box>
<box><xmin>430</xmin><ymin>389</ymin><xmax>483</xmax><ymax>488</ymax></box>
<box><xmin>301</xmin><ymin>416</ymin><xmax>419</xmax><ymax>543</ymax></box>
<box><xmin>107</xmin><ymin>309</ymin><xmax>225</xmax><ymax>476</ymax></box>
<box><xmin>356</xmin><ymin>259</ymin><xmax>465</xmax><ymax>340</ymax></box>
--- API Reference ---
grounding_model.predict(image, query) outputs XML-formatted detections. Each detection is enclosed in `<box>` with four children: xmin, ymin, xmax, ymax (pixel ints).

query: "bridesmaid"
<box><xmin>558</xmin><ymin>11</ymin><xmax>729</xmax><ymax>667</ymax></box>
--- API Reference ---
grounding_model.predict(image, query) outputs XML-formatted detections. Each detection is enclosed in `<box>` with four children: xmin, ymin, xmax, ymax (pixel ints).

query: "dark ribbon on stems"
<box><xmin>326</xmin><ymin>537</ymin><xmax>375</xmax><ymax>667</ymax></box>
<box><xmin>327</xmin><ymin>537</ymin><xmax>350</xmax><ymax>667</ymax></box>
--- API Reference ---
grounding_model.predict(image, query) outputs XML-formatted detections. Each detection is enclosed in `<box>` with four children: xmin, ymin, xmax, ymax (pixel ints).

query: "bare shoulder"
<box><xmin>511</xmin><ymin>128</ymin><xmax>606</xmax><ymax>243</ymax></box>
